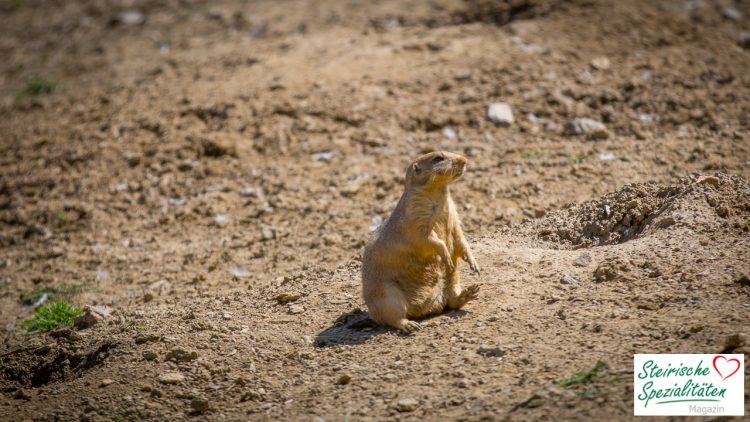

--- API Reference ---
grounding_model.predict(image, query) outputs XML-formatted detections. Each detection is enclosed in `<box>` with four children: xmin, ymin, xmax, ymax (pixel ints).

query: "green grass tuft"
<box><xmin>18</xmin><ymin>76</ymin><xmax>56</xmax><ymax>97</ymax></box>
<box><xmin>24</xmin><ymin>300</ymin><xmax>82</xmax><ymax>333</ymax></box>
<box><xmin>520</xmin><ymin>150</ymin><xmax>544</xmax><ymax>160</ymax></box>
<box><xmin>559</xmin><ymin>360</ymin><xmax>606</xmax><ymax>388</ymax></box>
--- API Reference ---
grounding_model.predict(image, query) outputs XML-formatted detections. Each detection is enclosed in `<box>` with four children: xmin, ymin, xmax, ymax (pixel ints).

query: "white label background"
<box><xmin>633</xmin><ymin>354</ymin><xmax>744</xmax><ymax>416</ymax></box>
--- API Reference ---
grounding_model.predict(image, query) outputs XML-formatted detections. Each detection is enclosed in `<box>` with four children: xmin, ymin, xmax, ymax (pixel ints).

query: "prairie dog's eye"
<box><xmin>432</xmin><ymin>156</ymin><xmax>445</xmax><ymax>163</ymax></box>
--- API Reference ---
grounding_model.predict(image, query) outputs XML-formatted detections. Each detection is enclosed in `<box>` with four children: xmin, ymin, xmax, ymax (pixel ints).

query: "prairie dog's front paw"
<box><xmin>445</xmin><ymin>258</ymin><xmax>455</xmax><ymax>273</ymax></box>
<box><xmin>469</xmin><ymin>257</ymin><xmax>480</xmax><ymax>274</ymax></box>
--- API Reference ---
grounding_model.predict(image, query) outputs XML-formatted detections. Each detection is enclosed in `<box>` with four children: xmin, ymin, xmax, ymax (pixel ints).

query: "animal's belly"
<box><xmin>395</xmin><ymin>256</ymin><xmax>447</xmax><ymax>318</ymax></box>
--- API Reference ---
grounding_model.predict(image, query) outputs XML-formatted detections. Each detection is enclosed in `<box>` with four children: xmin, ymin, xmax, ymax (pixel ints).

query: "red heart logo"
<box><xmin>712</xmin><ymin>355</ymin><xmax>741</xmax><ymax>381</ymax></box>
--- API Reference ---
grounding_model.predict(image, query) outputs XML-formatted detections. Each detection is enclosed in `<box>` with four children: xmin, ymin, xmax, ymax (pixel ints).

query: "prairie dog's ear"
<box><xmin>412</xmin><ymin>162</ymin><xmax>420</xmax><ymax>174</ymax></box>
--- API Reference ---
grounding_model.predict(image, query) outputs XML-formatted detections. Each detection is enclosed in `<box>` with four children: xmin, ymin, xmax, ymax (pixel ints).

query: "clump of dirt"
<box><xmin>522</xmin><ymin>173</ymin><xmax>750</xmax><ymax>248</ymax></box>
<box><xmin>1</xmin><ymin>338</ymin><xmax>116</xmax><ymax>387</ymax></box>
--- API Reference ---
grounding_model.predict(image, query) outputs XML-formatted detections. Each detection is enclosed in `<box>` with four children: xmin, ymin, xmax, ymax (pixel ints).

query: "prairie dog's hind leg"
<box><xmin>446</xmin><ymin>278</ymin><xmax>480</xmax><ymax>310</ymax></box>
<box><xmin>364</xmin><ymin>280</ymin><xmax>423</xmax><ymax>334</ymax></box>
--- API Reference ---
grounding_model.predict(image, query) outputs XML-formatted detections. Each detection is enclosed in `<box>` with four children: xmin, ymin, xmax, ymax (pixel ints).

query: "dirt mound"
<box><xmin>1</xmin><ymin>335</ymin><xmax>115</xmax><ymax>388</ymax></box>
<box><xmin>516</xmin><ymin>173</ymin><xmax>750</xmax><ymax>248</ymax></box>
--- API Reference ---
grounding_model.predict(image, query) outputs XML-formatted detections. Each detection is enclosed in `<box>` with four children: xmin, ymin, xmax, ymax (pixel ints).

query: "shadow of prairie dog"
<box><xmin>361</xmin><ymin>151</ymin><xmax>480</xmax><ymax>333</ymax></box>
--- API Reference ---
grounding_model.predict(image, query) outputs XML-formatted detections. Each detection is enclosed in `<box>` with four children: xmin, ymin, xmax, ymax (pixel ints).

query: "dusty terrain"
<box><xmin>1</xmin><ymin>0</ymin><xmax>749</xmax><ymax>420</ymax></box>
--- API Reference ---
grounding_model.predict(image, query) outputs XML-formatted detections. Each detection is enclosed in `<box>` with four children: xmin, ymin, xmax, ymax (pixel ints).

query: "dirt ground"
<box><xmin>1</xmin><ymin>0</ymin><xmax>749</xmax><ymax>420</ymax></box>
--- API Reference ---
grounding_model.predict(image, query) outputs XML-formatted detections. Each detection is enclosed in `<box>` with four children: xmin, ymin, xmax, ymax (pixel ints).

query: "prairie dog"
<box><xmin>361</xmin><ymin>151</ymin><xmax>480</xmax><ymax>333</ymax></box>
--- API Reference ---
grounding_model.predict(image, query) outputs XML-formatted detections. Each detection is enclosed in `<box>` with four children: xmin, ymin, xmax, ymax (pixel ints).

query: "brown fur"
<box><xmin>361</xmin><ymin>151</ymin><xmax>480</xmax><ymax>333</ymax></box>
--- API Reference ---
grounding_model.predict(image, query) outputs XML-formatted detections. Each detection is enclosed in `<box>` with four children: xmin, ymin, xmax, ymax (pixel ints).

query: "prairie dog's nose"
<box><xmin>454</xmin><ymin>156</ymin><xmax>467</xmax><ymax>166</ymax></box>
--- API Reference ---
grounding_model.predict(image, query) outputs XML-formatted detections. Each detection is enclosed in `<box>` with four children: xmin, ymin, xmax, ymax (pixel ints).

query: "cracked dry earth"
<box><xmin>1</xmin><ymin>0</ymin><xmax>749</xmax><ymax>421</ymax></box>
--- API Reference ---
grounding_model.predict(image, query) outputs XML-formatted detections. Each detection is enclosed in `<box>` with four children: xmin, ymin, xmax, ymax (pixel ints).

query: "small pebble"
<box><xmin>560</xmin><ymin>274</ymin><xmax>579</xmax><ymax>285</ymax></box>
<box><xmin>590</xmin><ymin>57</ymin><xmax>611</xmax><ymax>70</ymax></box>
<box><xmin>567</xmin><ymin>118</ymin><xmax>609</xmax><ymax>140</ymax></box>
<box><xmin>477</xmin><ymin>344</ymin><xmax>506</xmax><ymax>357</ymax></box>
<box><xmin>396</xmin><ymin>398</ymin><xmax>419</xmax><ymax>412</ymax></box>
<box><xmin>487</xmin><ymin>102</ymin><xmax>514</xmax><ymax>127</ymax></box>
<box><xmin>191</xmin><ymin>398</ymin><xmax>210</xmax><ymax>413</ymax></box>
<box><xmin>158</xmin><ymin>372</ymin><xmax>185</xmax><ymax>384</ymax></box>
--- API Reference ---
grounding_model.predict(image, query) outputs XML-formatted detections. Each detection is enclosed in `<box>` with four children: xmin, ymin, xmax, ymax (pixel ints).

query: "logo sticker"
<box><xmin>634</xmin><ymin>354</ymin><xmax>744</xmax><ymax>416</ymax></box>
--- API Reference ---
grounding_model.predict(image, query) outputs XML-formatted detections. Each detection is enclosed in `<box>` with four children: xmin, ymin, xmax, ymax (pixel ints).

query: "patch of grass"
<box><xmin>54</xmin><ymin>210</ymin><xmax>68</xmax><ymax>227</ymax></box>
<box><xmin>520</xmin><ymin>150</ymin><xmax>544</xmax><ymax>160</ymax></box>
<box><xmin>18</xmin><ymin>76</ymin><xmax>56</xmax><ymax>97</ymax></box>
<box><xmin>0</xmin><ymin>0</ymin><xmax>22</xmax><ymax>11</ymax></box>
<box><xmin>572</xmin><ymin>152</ymin><xmax>593</xmax><ymax>164</ymax></box>
<box><xmin>559</xmin><ymin>360</ymin><xmax>606</xmax><ymax>388</ymax></box>
<box><xmin>20</xmin><ymin>283</ymin><xmax>82</xmax><ymax>306</ymax></box>
<box><xmin>23</xmin><ymin>300</ymin><xmax>82</xmax><ymax>333</ymax></box>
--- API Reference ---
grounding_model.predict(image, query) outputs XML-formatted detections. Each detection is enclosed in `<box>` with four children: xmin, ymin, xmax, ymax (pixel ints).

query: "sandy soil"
<box><xmin>1</xmin><ymin>0</ymin><xmax>749</xmax><ymax>420</ymax></box>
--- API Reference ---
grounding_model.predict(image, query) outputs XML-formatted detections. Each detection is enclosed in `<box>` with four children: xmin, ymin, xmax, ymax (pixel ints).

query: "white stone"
<box><xmin>487</xmin><ymin>102</ymin><xmax>514</xmax><ymax>127</ymax></box>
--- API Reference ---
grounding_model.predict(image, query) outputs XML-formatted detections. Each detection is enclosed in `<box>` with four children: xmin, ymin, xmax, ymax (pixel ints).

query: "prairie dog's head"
<box><xmin>405</xmin><ymin>151</ymin><xmax>468</xmax><ymax>188</ymax></box>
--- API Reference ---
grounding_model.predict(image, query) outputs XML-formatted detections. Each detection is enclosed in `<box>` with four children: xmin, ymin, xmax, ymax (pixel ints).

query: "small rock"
<box><xmin>654</xmin><ymin>216</ymin><xmax>676</xmax><ymax>229</ymax></box>
<box><xmin>240</xmin><ymin>389</ymin><xmax>265</xmax><ymax>402</ymax></box>
<box><xmin>142</xmin><ymin>350</ymin><xmax>158</xmax><ymax>361</ymax></box>
<box><xmin>341</xmin><ymin>175</ymin><xmax>369</xmax><ymax>197</ymax></box>
<box><xmin>74</xmin><ymin>305</ymin><xmax>112</xmax><ymax>329</ymax></box>
<box><xmin>396</xmin><ymin>398</ymin><xmax>419</xmax><ymax>412</ymax></box>
<box><xmin>636</xmin><ymin>302</ymin><xmax>659</xmax><ymax>311</ymax></box>
<box><xmin>288</xmin><ymin>305</ymin><xmax>305</xmax><ymax>315</ymax></box>
<box><xmin>50</xmin><ymin>327</ymin><xmax>82</xmax><ymax>341</ymax></box>
<box><xmin>100</xmin><ymin>379</ymin><xmax>114</xmax><ymax>387</ymax></box>
<box><xmin>274</xmin><ymin>293</ymin><xmax>302</xmax><ymax>304</ymax></box>
<box><xmin>143</xmin><ymin>292</ymin><xmax>154</xmax><ymax>303</ymax></box>
<box><xmin>598</xmin><ymin>152</ymin><xmax>615</xmax><ymax>161</ymax></box>
<box><xmin>477</xmin><ymin>344</ymin><xmax>506</xmax><ymax>357</ymax></box>
<box><xmin>739</xmin><ymin>32</ymin><xmax>750</xmax><ymax>49</ymax></box>
<box><xmin>135</xmin><ymin>334</ymin><xmax>160</xmax><ymax>344</ymax></box>
<box><xmin>696</xmin><ymin>175</ymin><xmax>720</xmax><ymax>186</ymax></box>
<box><xmin>148</xmin><ymin>279</ymin><xmax>171</xmax><ymax>296</ymax></box>
<box><xmin>567</xmin><ymin>118</ymin><xmax>609</xmax><ymax>140</ymax></box>
<box><xmin>191</xmin><ymin>398</ymin><xmax>210</xmax><ymax>413</ymax></box>
<box><xmin>560</xmin><ymin>274</ymin><xmax>578</xmax><ymax>285</ymax></box>
<box><xmin>13</xmin><ymin>389</ymin><xmax>31</xmax><ymax>401</ymax></box>
<box><xmin>261</xmin><ymin>226</ymin><xmax>276</xmax><ymax>241</ymax></box>
<box><xmin>335</xmin><ymin>375</ymin><xmax>351</xmax><ymax>385</ymax></box>
<box><xmin>322</xmin><ymin>233</ymin><xmax>341</xmax><ymax>246</ymax></box>
<box><xmin>158</xmin><ymin>372</ymin><xmax>185</xmax><ymax>384</ymax></box>
<box><xmin>165</xmin><ymin>348</ymin><xmax>198</xmax><ymax>362</ymax></box>
<box><xmin>228</xmin><ymin>266</ymin><xmax>250</xmax><ymax>278</ymax></box>
<box><xmin>724</xmin><ymin>333</ymin><xmax>747</xmax><ymax>350</ymax></box>
<box><xmin>213</xmin><ymin>214</ymin><xmax>230</xmax><ymax>225</ymax></box>
<box><xmin>590</xmin><ymin>57</ymin><xmax>611</xmax><ymax>70</ymax></box>
<box><xmin>241</xmin><ymin>186</ymin><xmax>256</xmax><ymax>197</ymax></box>
<box><xmin>723</xmin><ymin>8</ymin><xmax>741</xmax><ymax>21</ymax></box>
<box><xmin>594</xmin><ymin>259</ymin><xmax>629</xmax><ymax>282</ymax></box>
<box><xmin>311</xmin><ymin>151</ymin><xmax>335</xmax><ymax>162</ymax></box>
<box><xmin>573</xmin><ymin>253</ymin><xmax>592</xmax><ymax>267</ymax></box>
<box><xmin>112</xmin><ymin>10</ymin><xmax>145</xmax><ymax>26</ymax></box>
<box><xmin>24</xmin><ymin>224</ymin><xmax>49</xmax><ymax>238</ymax></box>
<box><xmin>222</xmin><ymin>312</ymin><xmax>232</xmax><ymax>321</ymax></box>
<box><xmin>453</xmin><ymin>70</ymin><xmax>472</xmax><ymax>81</ymax></box>
<box><xmin>735</xmin><ymin>275</ymin><xmax>750</xmax><ymax>287</ymax></box>
<box><xmin>442</xmin><ymin>127</ymin><xmax>457</xmax><ymax>139</ymax></box>
<box><xmin>487</xmin><ymin>102</ymin><xmax>514</xmax><ymax>127</ymax></box>
<box><xmin>201</xmin><ymin>137</ymin><xmax>236</xmax><ymax>158</ymax></box>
